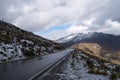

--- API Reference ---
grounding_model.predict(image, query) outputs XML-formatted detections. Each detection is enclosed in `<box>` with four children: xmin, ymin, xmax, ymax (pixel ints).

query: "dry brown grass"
<box><xmin>72</xmin><ymin>43</ymin><xmax>102</xmax><ymax>57</ymax></box>
<box><xmin>72</xmin><ymin>43</ymin><xmax>120</xmax><ymax>65</ymax></box>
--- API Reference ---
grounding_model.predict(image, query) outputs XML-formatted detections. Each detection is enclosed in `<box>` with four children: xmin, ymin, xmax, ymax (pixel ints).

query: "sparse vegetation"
<box><xmin>21</xmin><ymin>48</ymin><xmax>35</xmax><ymax>57</ymax></box>
<box><xmin>110</xmin><ymin>72</ymin><xmax>120</xmax><ymax>80</ymax></box>
<box><xmin>69</xmin><ymin>50</ymin><xmax>120</xmax><ymax>80</ymax></box>
<box><xmin>3</xmin><ymin>53</ymin><xmax>7</xmax><ymax>57</ymax></box>
<box><xmin>0</xmin><ymin>51</ymin><xmax>3</xmax><ymax>54</ymax></box>
<box><xmin>8</xmin><ymin>57</ymin><xmax>12</xmax><ymax>60</ymax></box>
<box><xmin>0</xmin><ymin>20</ymin><xmax>64</xmax><ymax>62</ymax></box>
<box><xmin>1</xmin><ymin>59</ymin><xmax>6</xmax><ymax>62</ymax></box>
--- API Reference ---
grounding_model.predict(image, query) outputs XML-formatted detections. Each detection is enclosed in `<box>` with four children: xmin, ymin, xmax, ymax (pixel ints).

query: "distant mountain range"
<box><xmin>56</xmin><ymin>32</ymin><xmax>120</xmax><ymax>51</ymax></box>
<box><xmin>0</xmin><ymin>20</ymin><xmax>64</xmax><ymax>62</ymax></box>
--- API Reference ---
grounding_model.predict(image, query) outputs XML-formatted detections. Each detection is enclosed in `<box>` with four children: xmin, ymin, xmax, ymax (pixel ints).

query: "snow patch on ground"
<box><xmin>0</xmin><ymin>43</ymin><xmax>25</xmax><ymax>62</ymax></box>
<box><xmin>56</xmin><ymin>51</ymin><xmax>120</xmax><ymax>80</ymax></box>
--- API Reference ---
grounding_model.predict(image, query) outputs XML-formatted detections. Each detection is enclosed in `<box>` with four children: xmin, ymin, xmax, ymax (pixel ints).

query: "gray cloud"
<box><xmin>0</xmin><ymin>0</ymin><xmax>100</xmax><ymax>31</ymax></box>
<box><xmin>70</xmin><ymin>0</ymin><xmax>120</xmax><ymax>34</ymax></box>
<box><xmin>0</xmin><ymin>0</ymin><xmax>120</xmax><ymax>39</ymax></box>
<box><xmin>0</xmin><ymin>0</ymin><xmax>32</xmax><ymax>21</ymax></box>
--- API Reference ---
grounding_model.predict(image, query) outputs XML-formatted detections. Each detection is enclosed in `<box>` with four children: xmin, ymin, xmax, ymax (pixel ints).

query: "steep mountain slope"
<box><xmin>0</xmin><ymin>20</ymin><xmax>64</xmax><ymax>62</ymax></box>
<box><xmin>57</xmin><ymin>32</ymin><xmax>120</xmax><ymax>51</ymax></box>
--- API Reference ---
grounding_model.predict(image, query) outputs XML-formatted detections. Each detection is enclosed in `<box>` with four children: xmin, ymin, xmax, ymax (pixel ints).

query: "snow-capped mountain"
<box><xmin>57</xmin><ymin>32</ymin><xmax>120</xmax><ymax>51</ymax></box>
<box><xmin>0</xmin><ymin>20</ymin><xmax>64</xmax><ymax>62</ymax></box>
<box><xmin>57</xmin><ymin>32</ymin><xmax>93</xmax><ymax>43</ymax></box>
<box><xmin>56</xmin><ymin>33</ymin><xmax>78</xmax><ymax>43</ymax></box>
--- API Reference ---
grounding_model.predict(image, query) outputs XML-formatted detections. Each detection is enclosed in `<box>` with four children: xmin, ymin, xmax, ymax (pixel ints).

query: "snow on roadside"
<box><xmin>56</xmin><ymin>50</ymin><xmax>120</xmax><ymax>80</ymax></box>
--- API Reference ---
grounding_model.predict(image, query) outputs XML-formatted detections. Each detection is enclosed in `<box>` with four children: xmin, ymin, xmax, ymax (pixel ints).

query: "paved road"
<box><xmin>0</xmin><ymin>49</ymin><xmax>73</xmax><ymax>80</ymax></box>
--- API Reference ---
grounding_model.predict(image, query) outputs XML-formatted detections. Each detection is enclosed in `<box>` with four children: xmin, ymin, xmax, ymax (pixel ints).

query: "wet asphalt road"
<box><xmin>0</xmin><ymin>49</ymin><xmax>73</xmax><ymax>80</ymax></box>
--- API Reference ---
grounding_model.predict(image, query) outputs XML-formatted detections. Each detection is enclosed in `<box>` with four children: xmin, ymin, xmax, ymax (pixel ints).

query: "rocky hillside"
<box><xmin>57</xmin><ymin>32</ymin><xmax>120</xmax><ymax>51</ymax></box>
<box><xmin>72</xmin><ymin>43</ymin><xmax>120</xmax><ymax>65</ymax></box>
<box><xmin>0</xmin><ymin>20</ymin><xmax>64</xmax><ymax>62</ymax></box>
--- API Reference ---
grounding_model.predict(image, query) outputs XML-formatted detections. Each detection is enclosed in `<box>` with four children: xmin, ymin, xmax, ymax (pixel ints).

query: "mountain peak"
<box><xmin>56</xmin><ymin>32</ymin><xmax>94</xmax><ymax>43</ymax></box>
<box><xmin>57</xmin><ymin>32</ymin><xmax>120</xmax><ymax>51</ymax></box>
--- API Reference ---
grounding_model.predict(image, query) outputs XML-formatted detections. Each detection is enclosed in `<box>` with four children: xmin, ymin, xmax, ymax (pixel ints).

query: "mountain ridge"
<box><xmin>56</xmin><ymin>32</ymin><xmax>120</xmax><ymax>51</ymax></box>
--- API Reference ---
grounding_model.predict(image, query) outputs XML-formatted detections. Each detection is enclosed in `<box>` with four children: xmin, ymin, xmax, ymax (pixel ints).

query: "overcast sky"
<box><xmin>1</xmin><ymin>0</ymin><xmax>120</xmax><ymax>40</ymax></box>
